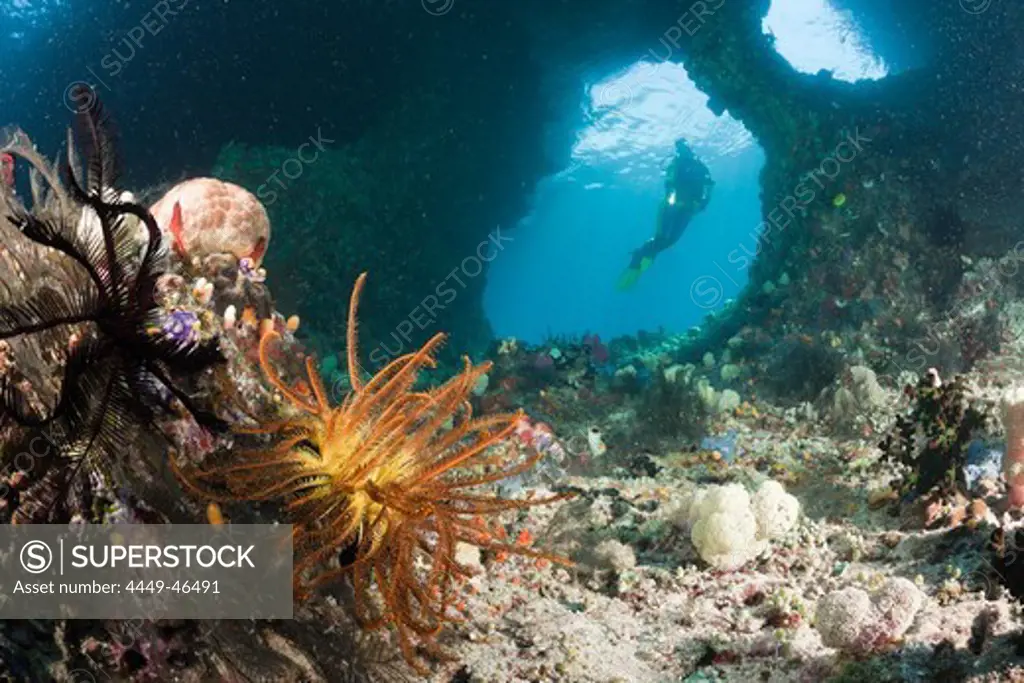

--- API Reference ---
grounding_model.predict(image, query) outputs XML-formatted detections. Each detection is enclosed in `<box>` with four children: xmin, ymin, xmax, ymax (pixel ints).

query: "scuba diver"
<box><xmin>617</xmin><ymin>138</ymin><xmax>713</xmax><ymax>290</ymax></box>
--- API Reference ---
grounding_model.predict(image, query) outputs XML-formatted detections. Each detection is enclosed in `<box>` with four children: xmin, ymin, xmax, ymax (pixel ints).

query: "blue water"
<box><xmin>485</xmin><ymin>143</ymin><xmax>764</xmax><ymax>342</ymax></box>
<box><xmin>485</xmin><ymin>0</ymin><xmax>888</xmax><ymax>345</ymax></box>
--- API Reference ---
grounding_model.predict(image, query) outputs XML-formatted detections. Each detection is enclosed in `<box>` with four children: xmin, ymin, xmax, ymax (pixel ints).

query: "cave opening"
<box><xmin>484</xmin><ymin>59</ymin><xmax>761</xmax><ymax>344</ymax></box>
<box><xmin>484</xmin><ymin>0</ymin><xmax>891</xmax><ymax>345</ymax></box>
<box><xmin>763</xmin><ymin>0</ymin><xmax>889</xmax><ymax>82</ymax></box>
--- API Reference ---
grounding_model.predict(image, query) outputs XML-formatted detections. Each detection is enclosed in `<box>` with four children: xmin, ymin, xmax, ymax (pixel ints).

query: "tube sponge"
<box><xmin>1001</xmin><ymin>386</ymin><xmax>1024</xmax><ymax>507</ymax></box>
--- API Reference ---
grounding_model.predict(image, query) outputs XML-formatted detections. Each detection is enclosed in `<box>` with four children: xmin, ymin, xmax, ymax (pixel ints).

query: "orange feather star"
<box><xmin>173</xmin><ymin>272</ymin><xmax>573</xmax><ymax>672</ymax></box>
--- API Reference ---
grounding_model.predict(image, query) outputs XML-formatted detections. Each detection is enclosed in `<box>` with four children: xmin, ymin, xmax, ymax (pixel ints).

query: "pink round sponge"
<box><xmin>149</xmin><ymin>178</ymin><xmax>270</xmax><ymax>266</ymax></box>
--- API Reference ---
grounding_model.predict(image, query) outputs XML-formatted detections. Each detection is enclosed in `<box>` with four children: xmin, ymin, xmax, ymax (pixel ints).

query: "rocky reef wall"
<box><xmin>210</xmin><ymin>6</ymin><xmax>556</xmax><ymax>364</ymax></box>
<box><xmin>525</xmin><ymin>0</ymin><xmax>1024</xmax><ymax>398</ymax></box>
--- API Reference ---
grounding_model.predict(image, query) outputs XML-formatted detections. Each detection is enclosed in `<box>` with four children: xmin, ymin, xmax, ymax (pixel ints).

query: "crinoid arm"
<box><xmin>0</xmin><ymin>335</ymin><xmax>109</xmax><ymax>428</ymax></box>
<box><xmin>0</xmin><ymin>280</ymin><xmax>100</xmax><ymax>341</ymax></box>
<box><xmin>2</xmin><ymin>89</ymin><xmax>127</xmax><ymax>297</ymax></box>
<box><xmin>346</xmin><ymin>272</ymin><xmax>367</xmax><ymax>391</ymax></box>
<box><xmin>65</xmin><ymin>84</ymin><xmax>122</xmax><ymax>201</ymax></box>
<box><xmin>0</xmin><ymin>124</ymin><xmax>69</xmax><ymax>212</ymax></box>
<box><xmin>6</xmin><ymin>206</ymin><xmax>106</xmax><ymax>292</ymax></box>
<box><xmin>146</xmin><ymin>331</ymin><xmax>226</xmax><ymax>373</ymax></box>
<box><xmin>0</xmin><ymin>334</ymin><xmax>143</xmax><ymax>484</ymax></box>
<box><xmin>257</xmin><ymin>330</ymin><xmax>331</xmax><ymax>416</ymax></box>
<box><xmin>116</xmin><ymin>201</ymin><xmax>167</xmax><ymax>306</ymax></box>
<box><xmin>62</xmin><ymin>88</ymin><xmax>138</xmax><ymax>305</ymax></box>
<box><xmin>0</xmin><ymin>86</ymin><xmax>228</xmax><ymax>512</ymax></box>
<box><xmin>170</xmin><ymin>272</ymin><xmax>575</xmax><ymax>674</ymax></box>
<box><xmin>39</xmin><ymin>337</ymin><xmax>141</xmax><ymax>463</ymax></box>
<box><xmin>132</xmin><ymin>360</ymin><xmax>227</xmax><ymax>432</ymax></box>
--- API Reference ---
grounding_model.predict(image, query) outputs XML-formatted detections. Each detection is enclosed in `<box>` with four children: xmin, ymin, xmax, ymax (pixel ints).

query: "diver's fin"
<box><xmin>616</xmin><ymin>267</ymin><xmax>642</xmax><ymax>291</ymax></box>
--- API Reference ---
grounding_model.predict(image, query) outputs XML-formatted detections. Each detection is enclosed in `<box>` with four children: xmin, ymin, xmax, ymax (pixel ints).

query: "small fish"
<box><xmin>206</xmin><ymin>502</ymin><xmax>225</xmax><ymax>525</ymax></box>
<box><xmin>168</xmin><ymin>201</ymin><xmax>187</xmax><ymax>256</ymax></box>
<box><xmin>250</xmin><ymin>236</ymin><xmax>267</xmax><ymax>264</ymax></box>
<box><xmin>240</xmin><ymin>306</ymin><xmax>258</xmax><ymax>327</ymax></box>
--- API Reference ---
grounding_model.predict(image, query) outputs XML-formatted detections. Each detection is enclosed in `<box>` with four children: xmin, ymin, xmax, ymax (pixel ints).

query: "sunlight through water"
<box><xmin>571</xmin><ymin>61</ymin><xmax>751</xmax><ymax>186</ymax></box>
<box><xmin>763</xmin><ymin>0</ymin><xmax>888</xmax><ymax>82</ymax></box>
<box><xmin>2</xmin><ymin>0</ymin><xmax>66</xmax><ymax>39</ymax></box>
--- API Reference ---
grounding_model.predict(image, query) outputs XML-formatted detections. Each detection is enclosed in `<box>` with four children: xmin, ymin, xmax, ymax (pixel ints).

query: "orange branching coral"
<box><xmin>173</xmin><ymin>272</ymin><xmax>573</xmax><ymax>672</ymax></box>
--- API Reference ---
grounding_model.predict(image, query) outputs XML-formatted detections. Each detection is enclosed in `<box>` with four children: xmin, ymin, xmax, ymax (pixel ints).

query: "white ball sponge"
<box><xmin>592</xmin><ymin>539</ymin><xmax>638</xmax><ymax>572</ymax></box>
<box><xmin>873</xmin><ymin>577</ymin><xmax>924</xmax><ymax>635</ymax></box>
<box><xmin>814</xmin><ymin>578</ymin><xmax>924</xmax><ymax>654</ymax></box>
<box><xmin>690</xmin><ymin>484</ymin><xmax>766</xmax><ymax>570</ymax></box>
<box><xmin>815</xmin><ymin>587</ymin><xmax>875</xmax><ymax>651</ymax></box>
<box><xmin>687</xmin><ymin>480</ymin><xmax>801</xmax><ymax>571</ymax></box>
<box><xmin>752</xmin><ymin>480</ymin><xmax>801</xmax><ymax>541</ymax></box>
<box><xmin>684</xmin><ymin>487</ymin><xmax>708</xmax><ymax>527</ymax></box>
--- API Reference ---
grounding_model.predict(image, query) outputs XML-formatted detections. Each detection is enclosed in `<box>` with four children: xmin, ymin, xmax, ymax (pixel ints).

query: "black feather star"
<box><xmin>0</xmin><ymin>84</ymin><xmax>226</xmax><ymax>476</ymax></box>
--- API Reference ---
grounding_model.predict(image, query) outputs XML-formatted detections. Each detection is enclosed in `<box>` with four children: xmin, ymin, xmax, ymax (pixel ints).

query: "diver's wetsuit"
<box><xmin>622</xmin><ymin>141</ymin><xmax>713</xmax><ymax>282</ymax></box>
